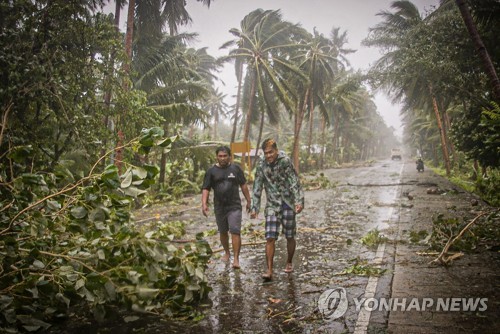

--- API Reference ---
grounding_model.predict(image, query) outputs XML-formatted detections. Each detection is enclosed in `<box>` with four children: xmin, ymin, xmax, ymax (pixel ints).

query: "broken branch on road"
<box><xmin>431</xmin><ymin>209</ymin><xmax>499</xmax><ymax>265</ymax></box>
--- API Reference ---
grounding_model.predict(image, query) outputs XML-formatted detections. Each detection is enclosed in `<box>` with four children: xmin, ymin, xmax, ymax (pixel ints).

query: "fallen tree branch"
<box><xmin>346</xmin><ymin>182</ymin><xmax>414</xmax><ymax>187</ymax></box>
<box><xmin>417</xmin><ymin>251</ymin><xmax>461</xmax><ymax>256</ymax></box>
<box><xmin>299</xmin><ymin>226</ymin><xmax>340</xmax><ymax>233</ymax></box>
<box><xmin>135</xmin><ymin>206</ymin><xmax>200</xmax><ymax>224</ymax></box>
<box><xmin>431</xmin><ymin>210</ymin><xmax>497</xmax><ymax>265</ymax></box>
<box><xmin>212</xmin><ymin>240</ymin><xmax>266</xmax><ymax>253</ymax></box>
<box><xmin>346</xmin><ymin>181</ymin><xmax>439</xmax><ymax>187</ymax></box>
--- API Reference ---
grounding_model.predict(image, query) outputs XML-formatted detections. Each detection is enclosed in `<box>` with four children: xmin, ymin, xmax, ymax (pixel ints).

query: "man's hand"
<box><xmin>246</xmin><ymin>202</ymin><xmax>251</xmax><ymax>213</ymax></box>
<box><xmin>202</xmin><ymin>204</ymin><xmax>209</xmax><ymax>217</ymax></box>
<box><xmin>295</xmin><ymin>204</ymin><xmax>303</xmax><ymax>214</ymax></box>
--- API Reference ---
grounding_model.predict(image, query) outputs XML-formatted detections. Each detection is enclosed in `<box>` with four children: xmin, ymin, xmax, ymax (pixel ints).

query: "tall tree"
<box><xmin>221</xmin><ymin>9</ymin><xmax>306</xmax><ymax>147</ymax></box>
<box><xmin>295</xmin><ymin>29</ymin><xmax>337</xmax><ymax>164</ymax></box>
<box><xmin>454</xmin><ymin>0</ymin><xmax>500</xmax><ymax>102</ymax></box>
<box><xmin>220</xmin><ymin>10</ymin><xmax>267</xmax><ymax>143</ymax></box>
<box><xmin>133</xmin><ymin>35</ymin><xmax>214</xmax><ymax>183</ymax></box>
<box><xmin>0</xmin><ymin>0</ymin><xmax>156</xmax><ymax>173</ymax></box>
<box><xmin>364</xmin><ymin>0</ymin><xmax>453</xmax><ymax>174</ymax></box>
<box><xmin>203</xmin><ymin>88</ymin><xmax>228</xmax><ymax>139</ymax></box>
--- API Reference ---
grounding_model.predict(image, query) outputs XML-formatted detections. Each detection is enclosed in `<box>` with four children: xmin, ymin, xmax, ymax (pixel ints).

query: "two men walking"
<box><xmin>202</xmin><ymin>139</ymin><xmax>304</xmax><ymax>280</ymax></box>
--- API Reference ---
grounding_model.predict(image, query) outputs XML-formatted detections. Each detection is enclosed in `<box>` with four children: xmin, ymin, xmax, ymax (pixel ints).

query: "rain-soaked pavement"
<box><xmin>158</xmin><ymin>159</ymin><xmax>408</xmax><ymax>333</ymax></box>
<box><xmin>167</xmin><ymin>158</ymin><xmax>498</xmax><ymax>334</ymax></box>
<box><xmin>47</xmin><ymin>158</ymin><xmax>499</xmax><ymax>333</ymax></box>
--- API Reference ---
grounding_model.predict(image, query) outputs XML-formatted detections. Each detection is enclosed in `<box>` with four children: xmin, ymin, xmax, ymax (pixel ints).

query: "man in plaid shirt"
<box><xmin>250</xmin><ymin>138</ymin><xmax>304</xmax><ymax>281</ymax></box>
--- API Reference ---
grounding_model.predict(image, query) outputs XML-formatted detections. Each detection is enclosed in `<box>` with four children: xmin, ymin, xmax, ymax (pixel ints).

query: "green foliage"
<box><xmin>0</xmin><ymin>128</ymin><xmax>212</xmax><ymax>332</ymax></box>
<box><xmin>0</xmin><ymin>1</ymin><xmax>162</xmax><ymax>174</ymax></box>
<box><xmin>451</xmin><ymin>102</ymin><xmax>500</xmax><ymax>170</ymax></box>
<box><xmin>429</xmin><ymin>212</ymin><xmax>499</xmax><ymax>252</ymax></box>
<box><xmin>302</xmin><ymin>172</ymin><xmax>334</xmax><ymax>190</ymax></box>
<box><xmin>360</xmin><ymin>228</ymin><xmax>388</xmax><ymax>248</ymax></box>
<box><xmin>337</xmin><ymin>257</ymin><xmax>387</xmax><ymax>277</ymax></box>
<box><xmin>155</xmin><ymin>160</ymin><xmax>201</xmax><ymax>201</ymax></box>
<box><xmin>136</xmin><ymin>219</ymin><xmax>188</xmax><ymax>241</ymax></box>
<box><xmin>475</xmin><ymin>169</ymin><xmax>500</xmax><ymax>207</ymax></box>
<box><xmin>430</xmin><ymin>162</ymin><xmax>500</xmax><ymax>207</ymax></box>
<box><xmin>409</xmin><ymin>230</ymin><xmax>429</xmax><ymax>244</ymax></box>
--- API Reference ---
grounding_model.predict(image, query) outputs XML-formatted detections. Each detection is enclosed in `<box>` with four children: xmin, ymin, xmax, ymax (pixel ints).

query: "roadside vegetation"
<box><xmin>1</xmin><ymin>0</ymin><xmax>498</xmax><ymax>332</ymax></box>
<box><xmin>431</xmin><ymin>162</ymin><xmax>500</xmax><ymax>207</ymax></box>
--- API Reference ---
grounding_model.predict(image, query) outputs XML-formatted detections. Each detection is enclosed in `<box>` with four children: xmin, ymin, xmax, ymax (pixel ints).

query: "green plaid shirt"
<box><xmin>251</xmin><ymin>152</ymin><xmax>304</xmax><ymax>217</ymax></box>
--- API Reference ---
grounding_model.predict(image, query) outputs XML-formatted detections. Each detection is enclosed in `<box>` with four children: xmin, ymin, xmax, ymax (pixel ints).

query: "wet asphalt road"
<box><xmin>43</xmin><ymin>158</ymin><xmax>499</xmax><ymax>334</ymax></box>
<box><xmin>181</xmin><ymin>159</ymin><xmax>406</xmax><ymax>333</ymax></box>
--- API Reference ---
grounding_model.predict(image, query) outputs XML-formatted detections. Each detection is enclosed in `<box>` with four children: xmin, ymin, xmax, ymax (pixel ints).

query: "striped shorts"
<box><xmin>265</xmin><ymin>207</ymin><xmax>296</xmax><ymax>239</ymax></box>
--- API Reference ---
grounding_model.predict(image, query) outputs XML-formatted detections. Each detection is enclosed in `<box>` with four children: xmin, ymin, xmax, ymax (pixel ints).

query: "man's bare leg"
<box><xmin>232</xmin><ymin>233</ymin><xmax>241</xmax><ymax>269</ymax></box>
<box><xmin>220</xmin><ymin>232</ymin><xmax>230</xmax><ymax>262</ymax></box>
<box><xmin>285</xmin><ymin>237</ymin><xmax>295</xmax><ymax>273</ymax></box>
<box><xmin>263</xmin><ymin>238</ymin><xmax>275</xmax><ymax>280</ymax></box>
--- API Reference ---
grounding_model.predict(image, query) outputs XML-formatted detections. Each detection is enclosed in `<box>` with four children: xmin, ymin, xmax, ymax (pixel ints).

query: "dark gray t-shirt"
<box><xmin>202</xmin><ymin>163</ymin><xmax>246</xmax><ymax>211</ymax></box>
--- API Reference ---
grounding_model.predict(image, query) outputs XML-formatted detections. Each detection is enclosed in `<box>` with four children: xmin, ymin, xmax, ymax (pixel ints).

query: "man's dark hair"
<box><xmin>261</xmin><ymin>138</ymin><xmax>277</xmax><ymax>150</ymax></box>
<box><xmin>216</xmin><ymin>145</ymin><xmax>231</xmax><ymax>156</ymax></box>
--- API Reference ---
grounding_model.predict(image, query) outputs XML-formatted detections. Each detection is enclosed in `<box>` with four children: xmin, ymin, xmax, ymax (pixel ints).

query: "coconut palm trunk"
<box><xmin>253</xmin><ymin>110</ymin><xmax>265</xmax><ymax>166</ymax></box>
<box><xmin>231</xmin><ymin>61</ymin><xmax>244</xmax><ymax>142</ymax></box>
<box><xmin>319</xmin><ymin>117</ymin><xmax>326</xmax><ymax>168</ymax></box>
<box><xmin>306</xmin><ymin>88</ymin><xmax>315</xmax><ymax>161</ymax></box>
<box><xmin>455</xmin><ymin>0</ymin><xmax>500</xmax><ymax>102</ymax></box>
<box><xmin>429</xmin><ymin>84</ymin><xmax>451</xmax><ymax>175</ymax></box>
<box><xmin>292</xmin><ymin>88</ymin><xmax>310</xmax><ymax>171</ymax></box>
<box><xmin>241</xmin><ymin>68</ymin><xmax>257</xmax><ymax>172</ymax></box>
<box><xmin>114</xmin><ymin>0</ymin><xmax>135</xmax><ymax>174</ymax></box>
<box><xmin>243</xmin><ymin>69</ymin><xmax>257</xmax><ymax>143</ymax></box>
<box><xmin>102</xmin><ymin>1</ymin><xmax>122</xmax><ymax>164</ymax></box>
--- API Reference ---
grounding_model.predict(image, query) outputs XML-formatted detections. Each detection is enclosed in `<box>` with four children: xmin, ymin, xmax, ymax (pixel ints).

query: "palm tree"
<box><xmin>363</xmin><ymin>0</ymin><xmax>453</xmax><ymax>174</ymax></box>
<box><xmin>220</xmin><ymin>9</ymin><xmax>266</xmax><ymax>143</ymax></box>
<box><xmin>203</xmin><ymin>88</ymin><xmax>228</xmax><ymax>139</ymax></box>
<box><xmin>325</xmin><ymin>79</ymin><xmax>367</xmax><ymax>164</ymax></box>
<box><xmin>454</xmin><ymin>0</ymin><xmax>500</xmax><ymax>102</ymax></box>
<box><xmin>293</xmin><ymin>29</ymin><xmax>337</xmax><ymax>165</ymax></box>
<box><xmin>133</xmin><ymin>35</ymin><xmax>213</xmax><ymax>183</ymax></box>
<box><xmin>301</xmin><ymin>27</ymin><xmax>355</xmax><ymax>168</ymax></box>
<box><xmin>220</xmin><ymin>9</ymin><xmax>306</xmax><ymax>147</ymax></box>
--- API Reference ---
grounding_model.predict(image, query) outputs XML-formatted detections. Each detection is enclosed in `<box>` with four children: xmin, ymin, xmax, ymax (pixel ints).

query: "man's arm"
<box><xmin>250</xmin><ymin>161</ymin><xmax>263</xmax><ymax>218</ymax></box>
<box><xmin>284</xmin><ymin>158</ymin><xmax>304</xmax><ymax>213</ymax></box>
<box><xmin>240</xmin><ymin>183</ymin><xmax>251</xmax><ymax>213</ymax></box>
<box><xmin>201</xmin><ymin>188</ymin><xmax>210</xmax><ymax>217</ymax></box>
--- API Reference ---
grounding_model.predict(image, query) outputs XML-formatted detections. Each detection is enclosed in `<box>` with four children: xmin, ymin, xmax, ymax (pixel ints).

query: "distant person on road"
<box><xmin>202</xmin><ymin>146</ymin><xmax>251</xmax><ymax>269</ymax></box>
<box><xmin>250</xmin><ymin>138</ymin><xmax>304</xmax><ymax>281</ymax></box>
<box><xmin>416</xmin><ymin>157</ymin><xmax>424</xmax><ymax>172</ymax></box>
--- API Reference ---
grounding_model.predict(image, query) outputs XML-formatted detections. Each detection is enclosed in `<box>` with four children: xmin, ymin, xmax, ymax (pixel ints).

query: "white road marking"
<box><xmin>353</xmin><ymin>163</ymin><xmax>403</xmax><ymax>333</ymax></box>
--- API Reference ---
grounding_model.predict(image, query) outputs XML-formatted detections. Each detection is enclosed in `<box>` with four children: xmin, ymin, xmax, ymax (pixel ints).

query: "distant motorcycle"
<box><xmin>416</xmin><ymin>159</ymin><xmax>424</xmax><ymax>172</ymax></box>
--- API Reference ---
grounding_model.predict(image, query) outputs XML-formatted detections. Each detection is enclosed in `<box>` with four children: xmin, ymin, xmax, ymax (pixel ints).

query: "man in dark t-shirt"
<box><xmin>202</xmin><ymin>146</ymin><xmax>251</xmax><ymax>269</ymax></box>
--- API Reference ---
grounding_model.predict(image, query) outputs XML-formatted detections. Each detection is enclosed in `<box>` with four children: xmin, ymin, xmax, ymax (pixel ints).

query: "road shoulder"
<box><xmin>387</xmin><ymin>161</ymin><xmax>499</xmax><ymax>333</ymax></box>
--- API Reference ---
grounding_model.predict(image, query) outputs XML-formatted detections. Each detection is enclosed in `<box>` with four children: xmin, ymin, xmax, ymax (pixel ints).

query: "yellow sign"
<box><xmin>231</xmin><ymin>141</ymin><xmax>251</xmax><ymax>173</ymax></box>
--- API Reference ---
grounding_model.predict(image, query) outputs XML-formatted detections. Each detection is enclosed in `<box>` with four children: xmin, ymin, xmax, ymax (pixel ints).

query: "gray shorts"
<box><xmin>215</xmin><ymin>209</ymin><xmax>242</xmax><ymax>234</ymax></box>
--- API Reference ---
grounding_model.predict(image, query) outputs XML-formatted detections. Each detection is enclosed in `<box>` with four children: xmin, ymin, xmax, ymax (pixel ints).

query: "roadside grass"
<box><xmin>431</xmin><ymin>165</ymin><xmax>499</xmax><ymax>206</ymax></box>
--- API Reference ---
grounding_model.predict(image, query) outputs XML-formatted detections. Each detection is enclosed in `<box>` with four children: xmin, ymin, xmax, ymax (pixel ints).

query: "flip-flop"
<box><xmin>232</xmin><ymin>264</ymin><xmax>241</xmax><ymax>270</ymax></box>
<box><xmin>284</xmin><ymin>266</ymin><xmax>293</xmax><ymax>273</ymax></box>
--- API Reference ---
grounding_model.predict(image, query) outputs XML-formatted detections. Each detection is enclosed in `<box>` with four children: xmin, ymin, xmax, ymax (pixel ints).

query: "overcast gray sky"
<box><xmin>181</xmin><ymin>0</ymin><xmax>440</xmax><ymax>137</ymax></box>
